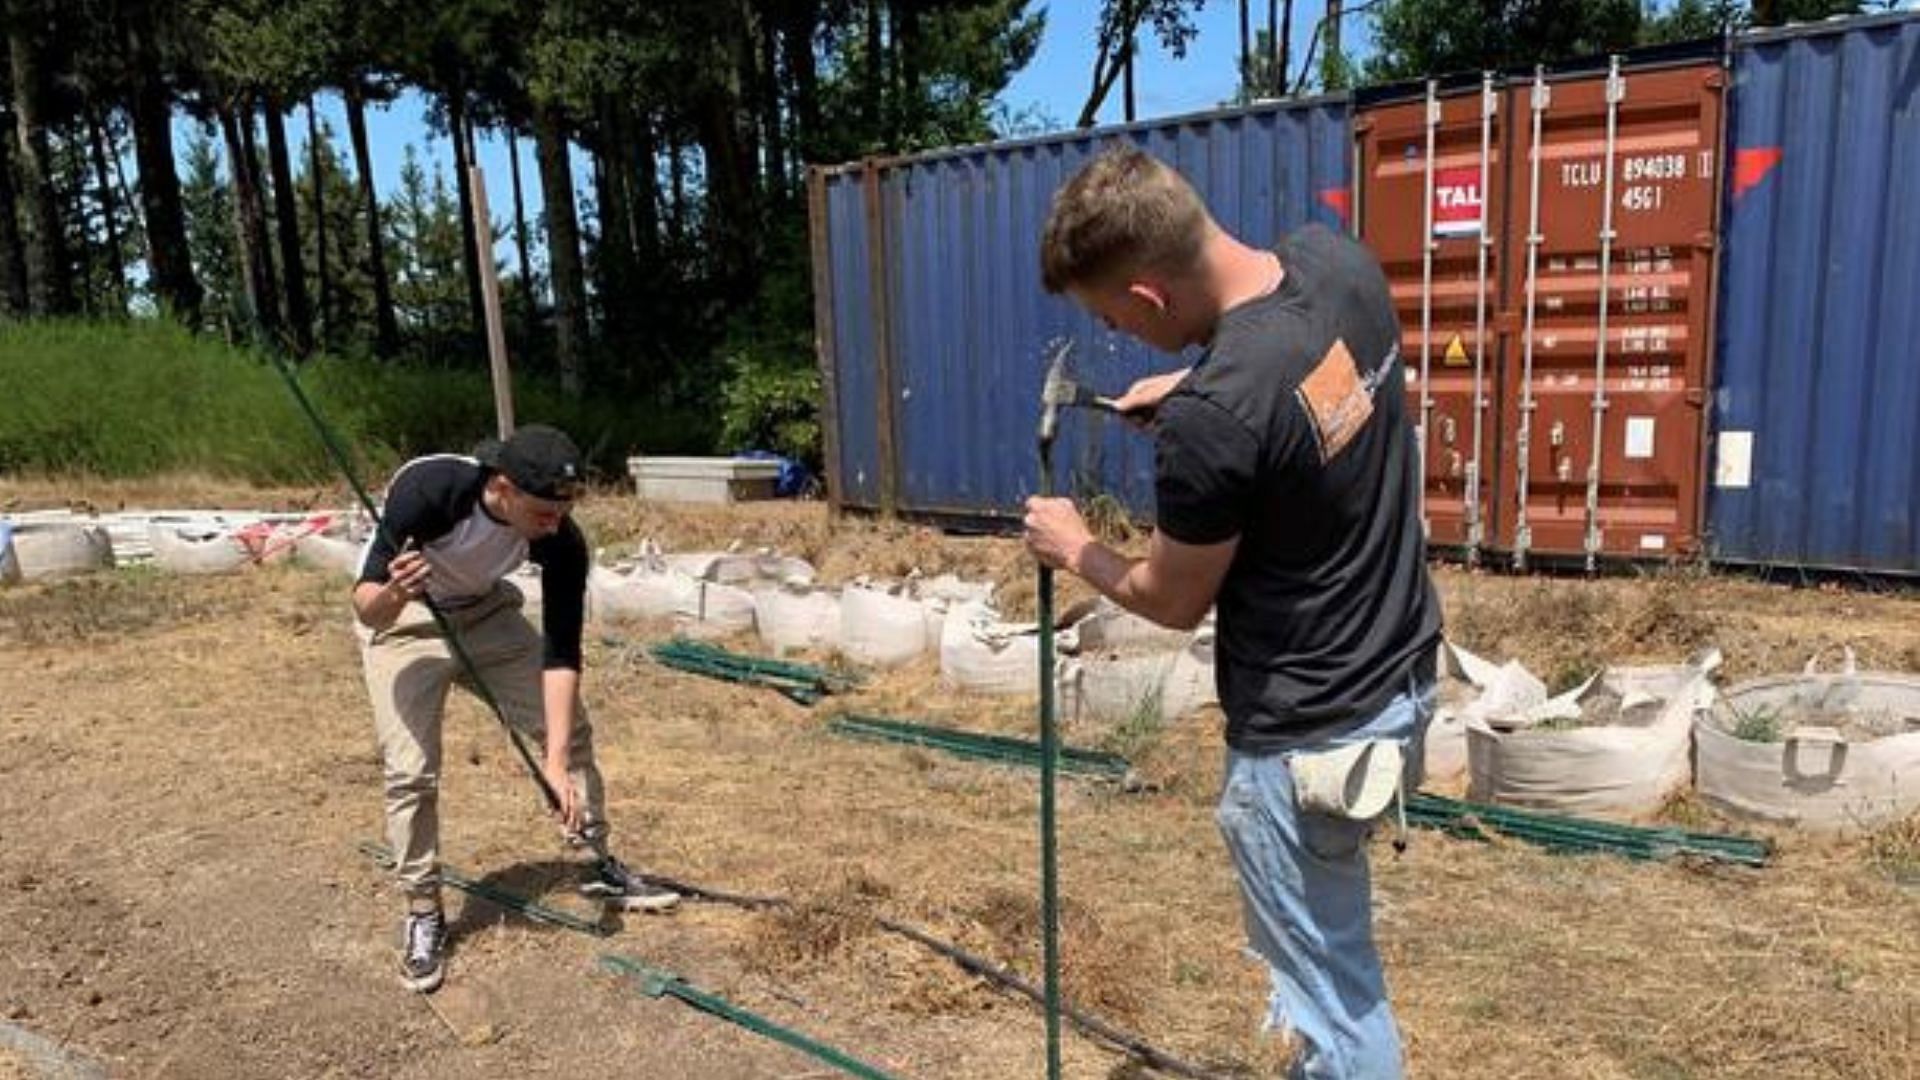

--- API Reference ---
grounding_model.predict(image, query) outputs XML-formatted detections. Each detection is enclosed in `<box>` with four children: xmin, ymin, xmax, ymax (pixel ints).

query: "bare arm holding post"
<box><xmin>1024</xmin><ymin>497</ymin><xmax>1235</xmax><ymax>631</ymax></box>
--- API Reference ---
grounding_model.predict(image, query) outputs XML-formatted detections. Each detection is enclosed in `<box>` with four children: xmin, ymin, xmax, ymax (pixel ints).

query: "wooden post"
<box><xmin>469</xmin><ymin>163</ymin><xmax>515</xmax><ymax>438</ymax></box>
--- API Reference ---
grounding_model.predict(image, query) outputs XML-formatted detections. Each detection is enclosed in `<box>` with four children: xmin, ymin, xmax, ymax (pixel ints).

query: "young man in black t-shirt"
<box><xmin>1028</xmin><ymin>147</ymin><xmax>1441</xmax><ymax>1077</ymax></box>
<box><xmin>353</xmin><ymin>424</ymin><xmax>678</xmax><ymax>993</ymax></box>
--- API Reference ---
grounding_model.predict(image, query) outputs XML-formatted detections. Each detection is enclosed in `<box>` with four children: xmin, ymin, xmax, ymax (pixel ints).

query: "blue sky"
<box><xmin>177</xmin><ymin>1</ymin><xmax>1350</xmax><ymax>273</ymax></box>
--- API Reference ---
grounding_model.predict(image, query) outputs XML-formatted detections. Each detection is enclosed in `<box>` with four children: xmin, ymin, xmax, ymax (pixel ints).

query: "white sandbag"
<box><xmin>839</xmin><ymin>581</ymin><xmax>929</xmax><ymax>667</ymax></box>
<box><xmin>1695</xmin><ymin>660</ymin><xmax>1920</xmax><ymax>833</ymax></box>
<box><xmin>9</xmin><ymin>522</ymin><xmax>114</xmax><ymax>580</ymax></box>
<box><xmin>1466</xmin><ymin>651</ymin><xmax>1721</xmax><ymax>821</ymax></box>
<box><xmin>0</xmin><ymin>522</ymin><xmax>20</xmax><ymax>585</ymax></box>
<box><xmin>1063</xmin><ymin>629</ymin><xmax>1216</xmax><ymax>727</ymax></box>
<box><xmin>940</xmin><ymin>600</ymin><xmax>1044</xmax><ymax>696</ymax></box>
<box><xmin>708</xmin><ymin>550</ymin><xmax>815</xmax><ymax>587</ymax></box>
<box><xmin>293</xmin><ymin>532</ymin><xmax>364</xmax><ymax>578</ymax></box>
<box><xmin>588</xmin><ymin>562</ymin><xmax>692</xmax><ymax>622</ymax></box>
<box><xmin>1059</xmin><ymin>597</ymin><xmax>1199</xmax><ymax>655</ymax></box>
<box><xmin>1425</xmin><ymin>641</ymin><xmax>1549</xmax><ymax>784</ymax></box>
<box><xmin>755</xmin><ymin>579</ymin><xmax>842</xmax><ymax>654</ymax></box>
<box><xmin>505</xmin><ymin>564</ymin><xmax>546</xmax><ymax>610</ymax></box>
<box><xmin>677</xmin><ymin>578</ymin><xmax>756</xmax><ymax>633</ymax></box>
<box><xmin>149</xmin><ymin>524</ymin><xmax>253</xmax><ymax>575</ymax></box>
<box><xmin>913</xmin><ymin>573</ymin><xmax>995</xmax><ymax>648</ymax></box>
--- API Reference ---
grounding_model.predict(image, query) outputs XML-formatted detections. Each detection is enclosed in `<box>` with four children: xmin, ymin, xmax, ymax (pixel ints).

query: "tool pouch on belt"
<box><xmin>1290</xmin><ymin>740</ymin><xmax>1406</xmax><ymax>821</ymax></box>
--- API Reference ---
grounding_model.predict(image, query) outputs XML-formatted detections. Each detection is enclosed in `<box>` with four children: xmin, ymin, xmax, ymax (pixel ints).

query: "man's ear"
<box><xmin>1126</xmin><ymin>280</ymin><xmax>1171</xmax><ymax>316</ymax></box>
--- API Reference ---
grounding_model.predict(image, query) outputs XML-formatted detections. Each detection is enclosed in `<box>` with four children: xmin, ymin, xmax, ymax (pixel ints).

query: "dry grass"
<box><xmin>2</xmin><ymin>493</ymin><xmax>1917</xmax><ymax>1078</ymax></box>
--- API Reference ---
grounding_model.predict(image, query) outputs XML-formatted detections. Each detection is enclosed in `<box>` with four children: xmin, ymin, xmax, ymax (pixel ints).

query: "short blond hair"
<box><xmin>1039</xmin><ymin>146</ymin><xmax>1210</xmax><ymax>294</ymax></box>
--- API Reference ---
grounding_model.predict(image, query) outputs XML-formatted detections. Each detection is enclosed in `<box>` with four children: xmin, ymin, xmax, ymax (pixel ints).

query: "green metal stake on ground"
<box><xmin>599</xmin><ymin>954</ymin><xmax>903</xmax><ymax>1080</ymax></box>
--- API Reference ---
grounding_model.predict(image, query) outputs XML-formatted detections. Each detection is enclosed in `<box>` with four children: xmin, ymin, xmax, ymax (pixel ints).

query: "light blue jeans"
<box><xmin>1215</xmin><ymin>681</ymin><xmax>1434</xmax><ymax>1080</ymax></box>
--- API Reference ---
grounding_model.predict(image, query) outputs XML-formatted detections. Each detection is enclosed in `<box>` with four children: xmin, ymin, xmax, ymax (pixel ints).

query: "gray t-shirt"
<box><xmin>1153</xmin><ymin>224</ymin><xmax>1441</xmax><ymax>751</ymax></box>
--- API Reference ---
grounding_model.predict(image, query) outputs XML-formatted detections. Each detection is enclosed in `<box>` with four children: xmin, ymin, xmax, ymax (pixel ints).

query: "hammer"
<box><xmin>1042</xmin><ymin>344</ymin><xmax>1154</xmax><ymax>428</ymax></box>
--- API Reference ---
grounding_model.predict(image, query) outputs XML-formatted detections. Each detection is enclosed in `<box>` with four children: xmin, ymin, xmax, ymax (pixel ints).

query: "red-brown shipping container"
<box><xmin>1355</xmin><ymin>54</ymin><xmax>1725</xmax><ymax>567</ymax></box>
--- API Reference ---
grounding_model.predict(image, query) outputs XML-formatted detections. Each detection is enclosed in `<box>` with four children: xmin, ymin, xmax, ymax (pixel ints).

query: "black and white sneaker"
<box><xmin>579</xmin><ymin>855</ymin><xmax>681</xmax><ymax>913</ymax></box>
<box><xmin>399</xmin><ymin>909</ymin><xmax>447</xmax><ymax>993</ymax></box>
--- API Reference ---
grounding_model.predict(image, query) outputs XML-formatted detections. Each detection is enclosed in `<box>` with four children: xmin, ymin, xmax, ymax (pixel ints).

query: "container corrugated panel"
<box><xmin>811</xmin><ymin>98</ymin><xmax>1351</xmax><ymax>521</ymax></box>
<box><xmin>1499</xmin><ymin>60</ymin><xmax>1724</xmax><ymax>566</ymax></box>
<box><xmin>1356</xmin><ymin>77</ymin><xmax>1512</xmax><ymax>555</ymax></box>
<box><xmin>819</xmin><ymin>172</ymin><xmax>885</xmax><ymax>510</ymax></box>
<box><xmin>1357</xmin><ymin>53</ymin><xmax>1725</xmax><ymax>568</ymax></box>
<box><xmin>1708</xmin><ymin>13</ymin><xmax>1920</xmax><ymax>576</ymax></box>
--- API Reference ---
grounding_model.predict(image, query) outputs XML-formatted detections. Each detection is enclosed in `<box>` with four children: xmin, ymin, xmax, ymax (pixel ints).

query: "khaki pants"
<box><xmin>359</xmin><ymin>583</ymin><xmax>606</xmax><ymax>907</ymax></box>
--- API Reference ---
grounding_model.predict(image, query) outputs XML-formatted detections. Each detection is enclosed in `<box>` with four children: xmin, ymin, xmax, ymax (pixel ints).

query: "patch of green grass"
<box><xmin>1729</xmin><ymin>703</ymin><xmax>1784</xmax><ymax>743</ymax></box>
<box><xmin>0</xmin><ymin>318</ymin><xmax>714</xmax><ymax>484</ymax></box>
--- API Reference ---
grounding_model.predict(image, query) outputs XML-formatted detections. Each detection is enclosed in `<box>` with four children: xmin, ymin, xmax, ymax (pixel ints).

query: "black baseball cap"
<box><xmin>474</xmin><ymin>424</ymin><xmax>585</xmax><ymax>500</ymax></box>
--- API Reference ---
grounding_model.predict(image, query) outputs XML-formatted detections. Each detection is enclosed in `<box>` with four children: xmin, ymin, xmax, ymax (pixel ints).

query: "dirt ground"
<box><xmin>1</xmin><ymin>478</ymin><xmax>1917</xmax><ymax>1079</ymax></box>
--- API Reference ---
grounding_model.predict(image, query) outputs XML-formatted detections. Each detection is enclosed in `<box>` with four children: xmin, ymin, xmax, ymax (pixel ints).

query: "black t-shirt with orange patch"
<box><xmin>1154</xmin><ymin>223</ymin><xmax>1442</xmax><ymax>751</ymax></box>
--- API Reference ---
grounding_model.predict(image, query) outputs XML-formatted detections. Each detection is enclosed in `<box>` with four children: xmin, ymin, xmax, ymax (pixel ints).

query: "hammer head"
<box><xmin>1038</xmin><ymin>339</ymin><xmax>1076</xmax><ymax>446</ymax></box>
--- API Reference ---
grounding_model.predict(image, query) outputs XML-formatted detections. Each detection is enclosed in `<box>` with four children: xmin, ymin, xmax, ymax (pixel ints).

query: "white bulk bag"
<box><xmin>1060</xmin><ymin>596</ymin><xmax>1197</xmax><ymax>655</ymax></box>
<box><xmin>149</xmin><ymin>524</ymin><xmax>253</xmax><ymax>575</ymax></box>
<box><xmin>10</xmin><ymin>522</ymin><xmax>114</xmax><ymax>580</ymax></box>
<box><xmin>839</xmin><ymin>580</ymin><xmax>929</xmax><ymax>667</ymax></box>
<box><xmin>1695</xmin><ymin>658</ymin><xmax>1920</xmax><ymax>833</ymax></box>
<box><xmin>294</xmin><ymin>532</ymin><xmax>364</xmax><ymax>578</ymax></box>
<box><xmin>1063</xmin><ymin>628</ymin><xmax>1216</xmax><ymax>727</ymax></box>
<box><xmin>756</xmin><ymin>579</ymin><xmax>842</xmax><ymax>654</ymax></box>
<box><xmin>1466</xmin><ymin>651</ymin><xmax>1720</xmax><ymax>821</ymax></box>
<box><xmin>912</xmin><ymin>573</ymin><xmax>995</xmax><ymax>646</ymax></box>
<box><xmin>940</xmin><ymin>600</ymin><xmax>1043</xmax><ymax>696</ymax></box>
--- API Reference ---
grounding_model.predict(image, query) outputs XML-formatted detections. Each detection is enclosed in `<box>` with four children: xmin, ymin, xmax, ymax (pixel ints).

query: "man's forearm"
<box><xmin>1072</xmin><ymin>542</ymin><xmax>1208</xmax><ymax>630</ymax></box>
<box><xmin>542</xmin><ymin>667</ymin><xmax>581</xmax><ymax>763</ymax></box>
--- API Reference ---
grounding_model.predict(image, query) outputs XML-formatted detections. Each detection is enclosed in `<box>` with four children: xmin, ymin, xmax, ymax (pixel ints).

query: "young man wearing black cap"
<box><xmin>353</xmin><ymin>424</ymin><xmax>678</xmax><ymax>993</ymax></box>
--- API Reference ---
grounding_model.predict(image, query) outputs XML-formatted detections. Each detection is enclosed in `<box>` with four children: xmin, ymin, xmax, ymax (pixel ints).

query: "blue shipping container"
<box><xmin>811</xmin><ymin>97</ymin><xmax>1352</xmax><ymax>521</ymax></box>
<box><xmin>1709</xmin><ymin>13</ymin><xmax>1920</xmax><ymax>575</ymax></box>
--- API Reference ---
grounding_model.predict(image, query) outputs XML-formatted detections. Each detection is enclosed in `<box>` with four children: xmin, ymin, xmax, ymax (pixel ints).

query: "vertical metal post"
<box><xmin>468</xmin><ymin>164</ymin><xmax>514</xmax><ymax>439</ymax></box>
<box><xmin>861</xmin><ymin>163</ymin><xmax>900</xmax><ymax>518</ymax></box>
<box><xmin>1417</xmin><ymin>80</ymin><xmax>1440</xmax><ymax>537</ymax></box>
<box><xmin>806</xmin><ymin>168</ymin><xmax>846</xmax><ymax>514</ymax></box>
<box><xmin>1467</xmin><ymin>73</ymin><xmax>1496</xmax><ymax>561</ymax></box>
<box><xmin>1514</xmin><ymin>69</ymin><xmax>1549</xmax><ymax>571</ymax></box>
<box><xmin>1584</xmin><ymin>57</ymin><xmax>1625</xmax><ymax>572</ymax></box>
<box><xmin>1035</xmin><ymin>436</ymin><xmax>1062</xmax><ymax>1080</ymax></box>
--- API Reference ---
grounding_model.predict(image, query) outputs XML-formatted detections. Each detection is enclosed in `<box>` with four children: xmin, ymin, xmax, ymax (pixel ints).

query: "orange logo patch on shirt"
<box><xmin>1296</xmin><ymin>338</ymin><xmax>1376</xmax><ymax>463</ymax></box>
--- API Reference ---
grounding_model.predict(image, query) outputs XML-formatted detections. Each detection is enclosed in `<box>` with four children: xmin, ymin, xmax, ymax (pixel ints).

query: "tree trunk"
<box><xmin>591</xmin><ymin>99</ymin><xmax>638</xmax><ymax>351</ymax></box>
<box><xmin>505</xmin><ymin>125</ymin><xmax>537</xmax><ymax>340</ymax></box>
<box><xmin>896</xmin><ymin>0</ymin><xmax>920</xmax><ymax>144</ymax></box>
<box><xmin>1267</xmin><ymin>0</ymin><xmax>1280</xmax><ymax>96</ymax></box>
<box><xmin>87</xmin><ymin>112</ymin><xmax>126</xmax><ymax>314</ymax></box>
<box><xmin>533</xmin><ymin>103</ymin><xmax>586</xmax><ymax>395</ymax></box>
<box><xmin>344</xmin><ymin>83</ymin><xmax>398</xmax><ymax>357</ymax></box>
<box><xmin>219</xmin><ymin>102</ymin><xmax>280</xmax><ymax>341</ymax></box>
<box><xmin>863</xmin><ymin>0</ymin><xmax>882</xmax><ymax>138</ymax></box>
<box><xmin>263</xmin><ymin>96</ymin><xmax>313</xmax><ymax>354</ymax></box>
<box><xmin>627</xmin><ymin>110</ymin><xmax>658</xmax><ymax>262</ymax></box>
<box><xmin>1123</xmin><ymin>36</ymin><xmax>1136</xmax><ymax>122</ymax></box>
<box><xmin>125</xmin><ymin>5</ymin><xmax>200</xmax><ymax>325</ymax></box>
<box><xmin>781</xmin><ymin>0</ymin><xmax>820</xmax><ymax>166</ymax></box>
<box><xmin>760</xmin><ymin>10</ymin><xmax>786</xmax><ymax>193</ymax></box>
<box><xmin>1278</xmin><ymin>0</ymin><xmax>1294</xmax><ymax>97</ymax></box>
<box><xmin>697</xmin><ymin>90</ymin><xmax>759</xmax><ymax>302</ymax></box>
<box><xmin>0</xmin><ymin>107</ymin><xmax>30</xmax><ymax>316</ymax></box>
<box><xmin>1076</xmin><ymin>34</ymin><xmax>1135</xmax><ymax>128</ymax></box>
<box><xmin>1239</xmin><ymin>0</ymin><xmax>1250</xmax><ymax>91</ymax></box>
<box><xmin>447</xmin><ymin>94</ymin><xmax>487</xmax><ymax>354</ymax></box>
<box><xmin>307</xmin><ymin>97</ymin><xmax>329</xmax><ymax>348</ymax></box>
<box><xmin>8</xmin><ymin>8</ymin><xmax>72</xmax><ymax>315</ymax></box>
